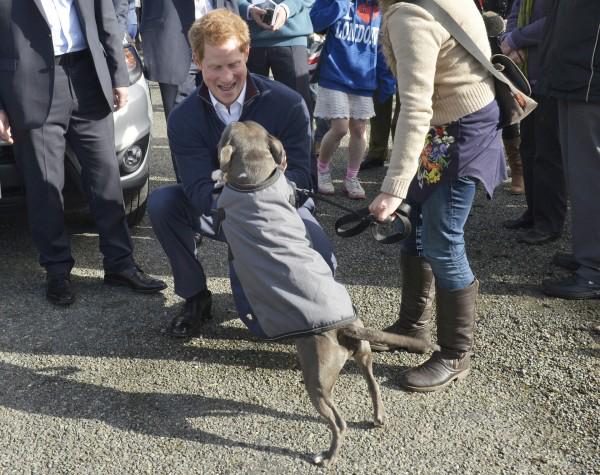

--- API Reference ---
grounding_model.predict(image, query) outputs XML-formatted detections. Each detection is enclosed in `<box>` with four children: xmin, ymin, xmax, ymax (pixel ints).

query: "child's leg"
<box><xmin>318</xmin><ymin>118</ymin><xmax>349</xmax><ymax>170</ymax></box>
<box><xmin>348</xmin><ymin>118</ymin><xmax>368</xmax><ymax>171</ymax></box>
<box><xmin>344</xmin><ymin>119</ymin><xmax>367</xmax><ymax>199</ymax></box>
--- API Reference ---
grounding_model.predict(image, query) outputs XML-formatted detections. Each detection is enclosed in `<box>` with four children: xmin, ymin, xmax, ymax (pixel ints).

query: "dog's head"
<box><xmin>215</xmin><ymin>121</ymin><xmax>287</xmax><ymax>187</ymax></box>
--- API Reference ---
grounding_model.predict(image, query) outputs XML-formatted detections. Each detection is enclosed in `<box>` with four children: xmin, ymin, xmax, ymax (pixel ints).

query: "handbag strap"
<box><xmin>405</xmin><ymin>0</ymin><xmax>515</xmax><ymax>89</ymax></box>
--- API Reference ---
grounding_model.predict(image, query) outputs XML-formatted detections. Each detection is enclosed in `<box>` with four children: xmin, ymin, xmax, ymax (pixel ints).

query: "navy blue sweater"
<box><xmin>167</xmin><ymin>74</ymin><xmax>313</xmax><ymax>217</ymax></box>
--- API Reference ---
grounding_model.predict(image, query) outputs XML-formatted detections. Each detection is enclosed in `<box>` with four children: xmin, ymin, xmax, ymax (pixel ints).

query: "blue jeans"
<box><xmin>402</xmin><ymin>176</ymin><xmax>477</xmax><ymax>290</ymax></box>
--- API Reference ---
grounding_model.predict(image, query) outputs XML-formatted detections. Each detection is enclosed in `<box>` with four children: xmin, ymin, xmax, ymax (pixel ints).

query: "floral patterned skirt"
<box><xmin>406</xmin><ymin>100</ymin><xmax>507</xmax><ymax>204</ymax></box>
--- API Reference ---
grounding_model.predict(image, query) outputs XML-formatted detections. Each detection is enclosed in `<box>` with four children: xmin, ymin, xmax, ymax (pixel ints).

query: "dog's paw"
<box><xmin>211</xmin><ymin>169</ymin><xmax>226</xmax><ymax>189</ymax></box>
<box><xmin>313</xmin><ymin>451</ymin><xmax>335</xmax><ymax>468</ymax></box>
<box><xmin>373</xmin><ymin>413</ymin><xmax>386</xmax><ymax>427</ymax></box>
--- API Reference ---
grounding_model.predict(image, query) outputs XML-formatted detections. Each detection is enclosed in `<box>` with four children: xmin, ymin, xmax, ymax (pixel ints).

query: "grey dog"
<box><xmin>214</xmin><ymin>120</ymin><xmax>435</xmax><ymax>467</ymax></box>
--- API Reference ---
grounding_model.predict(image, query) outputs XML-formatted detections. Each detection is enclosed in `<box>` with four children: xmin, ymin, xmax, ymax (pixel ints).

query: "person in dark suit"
<box><xmin>0</xmin><ymin>0</ymin><xmax>166</xmax><ymax>305</ymax></box>
<box><xmin>139</xmin><ymin>0</ymin><xmax>238</xmax><ymax>179</ymax></box>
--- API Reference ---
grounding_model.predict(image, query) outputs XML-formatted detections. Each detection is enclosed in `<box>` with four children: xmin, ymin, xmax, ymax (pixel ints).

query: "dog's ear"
<box><xmin>219</xmin><ymin>144</ymin><xmax>234</xmax><ymax>173</ymax></box>
<box><xmin>267</xmin><ymin>134</ymin><xmax>286</xmax><ymax>166</ymax></box>
<box><xmin>218</xmin><ymin>123</ymin><xmax>236</xmax><ymax>172</ymax></box>
<box><xmin>218</xmin><ymin>122</ymin><xmax>235</xmax><ymax>149</ymax></box>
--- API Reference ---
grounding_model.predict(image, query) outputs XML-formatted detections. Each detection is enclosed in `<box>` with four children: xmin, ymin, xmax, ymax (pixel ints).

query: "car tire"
<box><xmin>124</xmin><ymin>176</ymin><xmax>149</xmax><ymax>227</ymax></box>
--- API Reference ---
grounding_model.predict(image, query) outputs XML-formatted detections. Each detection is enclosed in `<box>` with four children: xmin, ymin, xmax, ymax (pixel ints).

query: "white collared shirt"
<box><xmin>209</xmin><ymin>82</ymin><xmax>247</xmax><ymax>125</ymax></box>
<box><xmin>39</xmin><ymin>0</ymin><xmax>87</xmax><ymax>56</ymax></box>
<box><xmin>194</xmin><ymin>0</ymin><xmax>213</xmax><ymax>19</ymax></box>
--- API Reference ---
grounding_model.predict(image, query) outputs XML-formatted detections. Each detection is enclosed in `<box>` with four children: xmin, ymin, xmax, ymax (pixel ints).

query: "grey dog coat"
<box><xmin>217</xmin><ymin>169</ymin><xmax>356</xmax><ymax>340</ymax></box>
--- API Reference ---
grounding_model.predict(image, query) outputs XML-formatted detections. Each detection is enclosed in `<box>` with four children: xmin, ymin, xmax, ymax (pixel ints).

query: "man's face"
<box><xmin>196</xmin><ymin>38</ymin><xmax>249</xmax><ymax>107</ymax></box>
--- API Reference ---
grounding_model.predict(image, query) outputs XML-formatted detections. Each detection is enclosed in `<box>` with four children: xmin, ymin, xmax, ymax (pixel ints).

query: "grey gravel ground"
<box><xmin>0</xmin><ymin>85</ymin><xmax>598</xmax><ymax>474</ymax></box>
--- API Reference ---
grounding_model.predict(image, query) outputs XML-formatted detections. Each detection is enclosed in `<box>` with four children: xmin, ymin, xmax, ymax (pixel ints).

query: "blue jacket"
<box><xmin>167</xmin><ymin>74</ymin><xmax>313</xmax><ymax>217</ymax></box>
<box><xmin>538</xmin><ymin>0</ymin><xmax>600</xmax><ymax>103</ymax></box>
<box><xmin>238</xmin><ymin>0</ymin><xmax>314</xmax><ymax>47</ymax></box>
<box><xmin>502</xmin><ymin>0</ymin><xmax>549</xmax><ymax>87</ymax></box>
<box><xmin>310</xmin><ymin>0</ymin><xmax>383</xmax><ymax>96</ymax></box>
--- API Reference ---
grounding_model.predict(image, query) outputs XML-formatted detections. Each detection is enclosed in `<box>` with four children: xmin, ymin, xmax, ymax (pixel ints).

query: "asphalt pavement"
<box><xmin>0</xmin><ymin>85</ymin><xmax>598</xmax><ymax>474</ymax></box>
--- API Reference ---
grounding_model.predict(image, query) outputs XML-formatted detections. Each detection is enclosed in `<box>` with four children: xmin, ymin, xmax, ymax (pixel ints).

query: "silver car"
<box><xmin>0</xmin><ymin>41</ymin><xmax>152</xmax><ymax>226</ymax></box>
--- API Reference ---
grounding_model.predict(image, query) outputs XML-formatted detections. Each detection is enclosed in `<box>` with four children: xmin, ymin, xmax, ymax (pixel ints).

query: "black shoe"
<box><xmin>502</xmin><ymin>213</ymin><xmax>533</xmax><ymax>230</ymax></box>
<box><xmin>104</xmin><ymin>266</ymin><xmax>167</xmax><ymax>293</ymax></box>
<box><xmin>46</xmin><ymin>273</ymin><xmax>75</xmax><ymax>306</ymax></box>
<box><xmin>359</xmin><ymin>156</ymin><xmax>385</xmax><ymax>171</ymax></box>
<box><xmin>552</xmin><ymin>252</ymin><xmax>579</xmax><ymax>271</ymax></box>
<box><xmin>166</xmin><ymin>290</ymin><xmax>213</xmax><ymax>338</ymax></box>
<box><xmin>517</xmin><ymin>229</ymin><xmax>560</xmax><ymax>245</ymax></box>
<box><xmin>542</xmin><ymin>275</ymin><xmax>600</xmax><ymax>300</ymax></box>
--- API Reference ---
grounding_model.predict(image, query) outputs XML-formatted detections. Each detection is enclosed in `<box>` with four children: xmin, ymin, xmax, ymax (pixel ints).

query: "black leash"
<box><xmin>297</xmin><ymin>188</ymin><xmax>412</xmax><ymax>244</ymax></box>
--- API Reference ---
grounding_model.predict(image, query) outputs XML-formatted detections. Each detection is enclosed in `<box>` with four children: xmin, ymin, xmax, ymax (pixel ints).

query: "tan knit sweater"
<box><xmin>379</xmin><ymin>0</ymin><xmax>496</xmax><ymax>199</ymax></box>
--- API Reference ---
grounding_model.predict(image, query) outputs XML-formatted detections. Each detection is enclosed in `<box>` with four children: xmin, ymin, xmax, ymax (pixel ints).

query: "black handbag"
<box><xmin>405</xmin><ymin>0</ymin><xmax>537</xmax><ymax>127</ymax></box>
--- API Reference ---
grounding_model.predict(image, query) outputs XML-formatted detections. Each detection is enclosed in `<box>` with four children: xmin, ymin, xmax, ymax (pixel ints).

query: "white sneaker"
<box><xmin>318</xmin><ymin>171</ymin><xmax>335</xmax><ymax>195</ymax></box>
<box><xmin>343</xmin><ymin>176</ymin><xmax>366</xmax><ymax>200</ymax></box>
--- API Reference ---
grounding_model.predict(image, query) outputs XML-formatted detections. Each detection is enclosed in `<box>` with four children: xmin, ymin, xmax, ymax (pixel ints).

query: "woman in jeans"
<box><xmin>368</xmin><ymin>0</ymin><xmax>507</xmax><ymax>392</ymax></box>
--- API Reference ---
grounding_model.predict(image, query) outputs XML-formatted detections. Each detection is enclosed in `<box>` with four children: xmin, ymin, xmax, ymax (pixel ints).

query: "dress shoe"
<box><xmin>359</xmin><ymin>156</ymin><xmax>386</xmax><ymax>171</ymax></box>
<box><xmin>517</xmin><ymin>229</ymin><xmax>560</xmax><ymax>245</ymax></box>
<box><xmin>552</xmin><ymin>252</ymin><xmax>579</xmax><ymax>271</ymax></box>
<box><xmin>542</xmin><ymin>275</ymin><xmax>600</xmax><ymax>300</ymax></box>
<box><xmin>46</xmin><ymin>273</ymin><xmax>75</xmax><ymax>306</ymax></box>
<box><xmin>502</xmin><ymin>213</ymin><xmax>533</xmax><ymax>230</ymax></box>
<box><xmin>104</xmin><ymin>266</ymin><xmax>167</xmax><ymax>293</ymax></box>
<box><xmin>166</xmin><ymin>290</ymin><xmax>213</xmax><ymax>338</ymax></box>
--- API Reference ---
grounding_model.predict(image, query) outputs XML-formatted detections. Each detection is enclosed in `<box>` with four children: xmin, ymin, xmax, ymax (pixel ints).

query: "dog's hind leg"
<box><xmin>353</xmin><ymin>340</ymin><xmax>385</xmax><ymax>426</ymax></box>
<box><xmin>307</xmin><ymin>390</ymin><xmax>346</xmax><ymax>467</ymax></box>
<box><xmin>296</xmin><ymin>336</ymin><xmax>348</xmax><ymax>468</ymax></box>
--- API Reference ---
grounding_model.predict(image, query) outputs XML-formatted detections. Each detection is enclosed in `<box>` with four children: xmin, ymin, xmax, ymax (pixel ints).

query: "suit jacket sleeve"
<box><xmin>96</xmin><ymin>0</ymin><xmax>129</xmax><ymax>87</ymax></box>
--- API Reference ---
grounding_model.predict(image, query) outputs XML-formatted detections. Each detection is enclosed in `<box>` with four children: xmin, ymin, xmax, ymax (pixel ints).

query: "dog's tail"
<box><xmin>339</xmin><ymin>325</ymin><xmax>438</xmax><ymax>354</ymax></box>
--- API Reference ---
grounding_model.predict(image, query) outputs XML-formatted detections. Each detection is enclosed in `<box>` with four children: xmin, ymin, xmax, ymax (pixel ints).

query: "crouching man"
<box><xmin>148</xmin><ymin>9</ymin><xmax>334</xmax><ymax>337</ymax></box>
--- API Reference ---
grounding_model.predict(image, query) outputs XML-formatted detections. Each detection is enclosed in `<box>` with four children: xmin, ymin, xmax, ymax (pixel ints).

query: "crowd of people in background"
<box><xmin>0</xmin><ymin>0</ymin><xmax>598</xmax><ymax>394</ymax></box>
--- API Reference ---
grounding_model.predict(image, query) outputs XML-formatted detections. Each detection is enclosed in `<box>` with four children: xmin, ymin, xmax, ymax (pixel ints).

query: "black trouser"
<box><xmin>12</xmin><ymin>51</ymin><xmax>134</xmax><ymax>275</ymax></box>
<box><xmin>558</xmin><ymin>99</ymin><xmax>600</xmax><ymax>282</ymax></box>
<box><xmin>366</xmin><ymin>91</ymin><xmax>400</xmax><ymax>160</ymax></box>
<box><xmin>520</xmin><ymin>95</ymin><xmax>566</xmax><ymax>234</ymax></box>
<box><xmin>247</xmin><ymin>45</ymin><xmax>313</xmax><ymax>117</ymax></box>
<box><xmin>533</xmin><ymin>96</ymin><xmax>566</xmax><ymax>235</ymax></box>
<box><xmin>158</xmin><ymin>62</ymin><xmax>202</xmax><ymax>181</ymax></box>
<box><xmin>158</xmin><ymin>62</ymin><xmax>202</xmax><ymax>121</ymax></box>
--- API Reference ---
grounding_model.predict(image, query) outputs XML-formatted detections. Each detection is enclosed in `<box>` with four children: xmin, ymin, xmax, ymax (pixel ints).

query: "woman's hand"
<box><xmin>369</xmin><ymin>192</ymin><xmax>403</xmax><ymax>222</ymax></box>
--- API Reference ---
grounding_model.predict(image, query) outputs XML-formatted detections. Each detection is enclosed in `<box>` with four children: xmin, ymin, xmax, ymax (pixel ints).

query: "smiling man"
<box><xmin>148</xmin><ymin>9</ymin><xmax>333</xmax><ymax>338</ymax></box>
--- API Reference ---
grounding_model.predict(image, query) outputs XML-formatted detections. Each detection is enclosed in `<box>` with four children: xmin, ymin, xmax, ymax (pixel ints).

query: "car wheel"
<box><xmin>124</xmin><ymin>176</ymin><xmax>149</xmax><ymax>227</ymax></box>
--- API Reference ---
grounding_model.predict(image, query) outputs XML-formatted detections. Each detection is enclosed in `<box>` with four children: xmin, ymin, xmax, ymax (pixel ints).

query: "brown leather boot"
<box><xmin>504</xmin><ymin>137</ymin><xmax>524</xmax><ymax>195</ymax></box>
<box><xmin>371</xmin><ymin>254</ymin><xmax>435</xmax><ymax>352</ymax></box>
<box><xmin>398</xmin><ymin>279</ymin><xmax>478</xmax><ymax>392</ymax></box>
